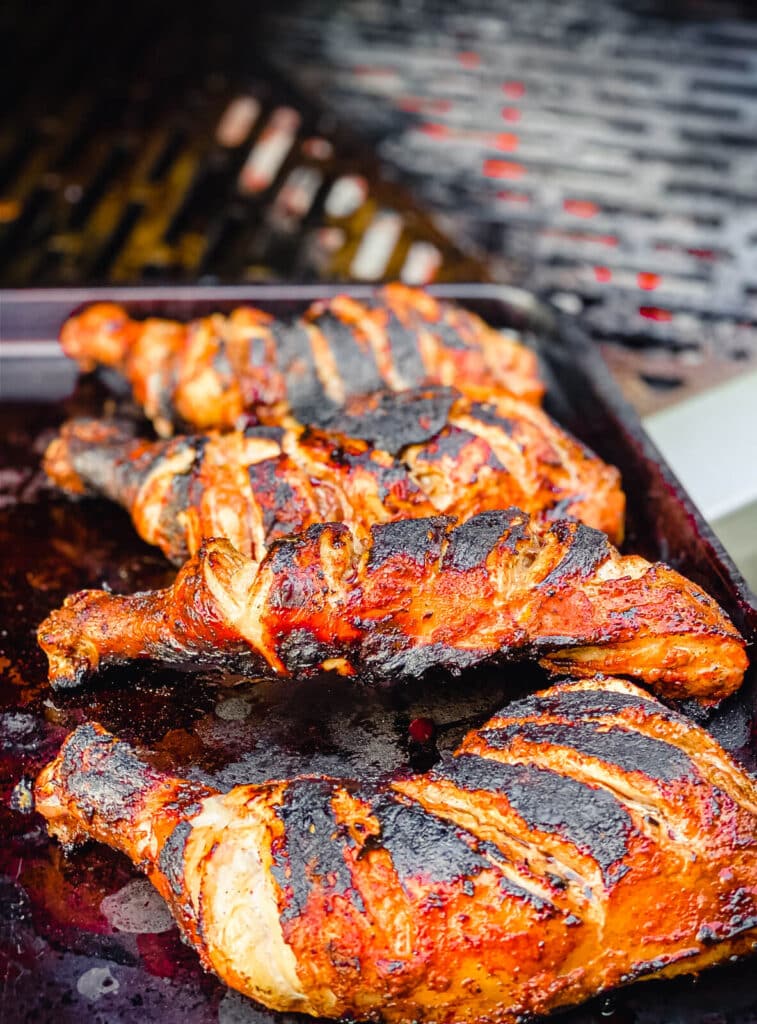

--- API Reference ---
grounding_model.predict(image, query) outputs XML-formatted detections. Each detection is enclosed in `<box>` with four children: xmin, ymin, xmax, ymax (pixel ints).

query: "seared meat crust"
<box><xmin>34</xmin><ymin>676</ymin><xmax>757</xmax><ymax>1023</ymax></box>
<box><xmin>44</xmin><ymin>389</ymin><xmax>624</xmax><ymax>563</ymax></box>
<box><xmin>59</xmin><ymin>285</ymin><xmax>543</xmax><ymax>435</ymax></box>
<box><xmin>37</xmin><ymin>510</ymin><xmax>747</xmax><ymax>703</ymax></box>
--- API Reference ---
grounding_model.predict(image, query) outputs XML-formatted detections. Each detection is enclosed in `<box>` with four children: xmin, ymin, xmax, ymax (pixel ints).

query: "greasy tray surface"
<box><xmin>0</xmin><ymin>286</ymin><xmax>755</xmax><ymax>1024</ymax></box>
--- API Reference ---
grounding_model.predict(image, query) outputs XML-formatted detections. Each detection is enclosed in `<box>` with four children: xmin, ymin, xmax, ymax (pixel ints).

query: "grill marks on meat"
<box><xmin>37</xmin><ymin>510</ymin><xmax>747</xmax><ymax>703</ymax></box>
<box><xmin>34</xmin><ymin>677</ymin><xmax>757</xmax><ymax>1023</ymax></box>
<box><xmin>43</xmin><ymin>390</ymin><xmax>625</xmax><ymax>564</ymax></box>
<box><xmin>43</xmin><ymin>414</ymin><xmax>434</xmax><ymax>565</ymax></box>
<box><xmin>402</xmin><ymin>393</ymin><xmax>625</xmax><ymax>539</ymax></box>
<box><xmin>57</xmin><ymin>285</ymin><xmax>543</xmax><ymax>435</ymax></box>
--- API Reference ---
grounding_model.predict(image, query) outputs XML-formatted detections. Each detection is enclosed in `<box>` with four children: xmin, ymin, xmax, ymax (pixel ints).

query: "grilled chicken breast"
<box><xmin>58</xmin><ymin>285</ymin><xmax>543</xmax><ymax>435</ymax></box>
<box><xmin>44</xmin><ymin>388</ymin><xmax>624</xmax><ymax>564</ymax></box>
<box><xmin>38</xmin><ymin>509</ymin><xmax>747</xmax><ymax>702</ymax></box>
<box><xmin>35</xmin><ymin>676</ymin><xmax>757</xmax><ymax>1024</ymax></box>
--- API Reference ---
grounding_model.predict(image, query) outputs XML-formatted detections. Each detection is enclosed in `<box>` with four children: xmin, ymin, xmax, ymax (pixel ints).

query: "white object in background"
<box><xmin>350</xmin><ymin>211</ymin><xmax>403</xmax><ymax>280</ymax></box>
<box><xmin>710</xmin><ymin>499</ymin><xmax>757</xmax><ymax>594</ymax></box>
<box><xmin>238</xmin><ymin>108</ymin><xmax>300</xmax><ymax>195</ymax></box>
<box><xmin>401</xmin><ymin>241</ymin><xmax>442</xmax><ymax>285</ymax></box>
<box><xmin>643</xmin><ymin>369</ymin><xmax>757</xmax><ymax>589</ymax></box>
<box><xmin>272</xmin><ymin>166</ymin><xmax>322</xmax><ymax>222</ymax></box>
<box><xmin>216</xmin><ymin>96</ymin><xmax>261</xmax><ymax>148</ymax></box>
<box><xmin>324</xmin><ymin>175</ymin><xmax>368</xmax><ymax>218</ymax></box>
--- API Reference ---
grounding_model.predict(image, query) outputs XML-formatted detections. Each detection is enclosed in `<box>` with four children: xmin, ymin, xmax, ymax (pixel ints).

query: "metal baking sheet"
<box><xmin>0</xmin><ymin>285</ymin><xmax>755</xmax><ymax>1024</ymax></box>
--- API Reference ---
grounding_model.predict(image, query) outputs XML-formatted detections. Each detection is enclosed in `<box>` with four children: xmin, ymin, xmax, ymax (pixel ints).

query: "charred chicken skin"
<box><xmin>58</xmin><ymin>284</ymin><xmax>543</xmax><ymax>435</ymax></box>
<box><xmin>44</xmin><ymin>388</ymin><xmax>625</xmax><ymax>564</ymax></box>
<box><xmin>38</xmin><ymin>509</ymin><xmax>747</xmax><ymax>703</ymax></box>
<box><xmin>35</xmin><ymin>676</ymin><xmax>757</xmax><ymax>1023</ymax></box>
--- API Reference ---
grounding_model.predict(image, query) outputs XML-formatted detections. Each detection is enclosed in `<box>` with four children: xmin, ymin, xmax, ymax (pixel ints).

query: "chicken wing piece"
<box><xmin>44</xmin><ymin>389</ymin><xmax>624</xmax><ymax>564</ymax></box>
<box><xmin>34</xmin><ymin>676</ymin><xmax>757</xmax><ymax>1024</ymax></box>
<box><xmin>37</xmin><ymin>509</ymin><xmax>746</xmax><ymax>703</ymax></box>
<box><xmin>58</xmin><ymin>285</ymin><xmax>543</xmax><ymax>435</ymax></box>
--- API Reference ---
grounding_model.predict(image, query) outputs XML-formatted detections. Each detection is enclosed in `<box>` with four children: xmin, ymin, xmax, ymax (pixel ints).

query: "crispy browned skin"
<box><xmin>58</xmin><ymin>285</ymin><xmax>544</xmax><ymax>435</ymax></box>
<box><xmin>34</xmin><ymin>676</ymin><xmax>757</xmax><ymax>1023</ymax></box>
<box><xmin>44</xmin><ymin>389</ymin><xmax>624</xmax><ymax>563</ymax></box>
<box><xmin>37</xmin><ymin>510</ymin><xmax>747</xmax><ymax>702</ymax></box>
<box><xmin>42</xmin><ymin>414</ymin><xmax>434</xmax><ymax>565</ymax></box>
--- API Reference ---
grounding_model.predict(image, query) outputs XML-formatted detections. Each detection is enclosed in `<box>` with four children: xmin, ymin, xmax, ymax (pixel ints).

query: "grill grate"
<box><xmin>267</xmin><ymin>0</ymin><xmax>757</xmax><ymax>413</ymax></box>
<box><xmin>0</xmin><ymin>3</ymin><xmax>484</xmax><ymax>290</ymax></box>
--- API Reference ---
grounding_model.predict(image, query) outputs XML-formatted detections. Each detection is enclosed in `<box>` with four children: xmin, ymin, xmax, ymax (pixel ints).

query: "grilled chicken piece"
<box><xmin>58</xmin><ymin>285</ymin><xmax>543</xmax><ymax>435</ymax></box>
<box><xmin>35</xmin><ymin>676</ymin><xmax>757</xmax><ymax>1023</ymax></box>
<box><xmin>44</xmin><ymin>389</ymin><xmax>624</xmax><ymax>564</ymax></box>
<box><xmin>42</xmin><ymin>415</ymin><xmax>434</xmax><ymax>566</ymax></box>
<box><xmin>38</xmin><ymin>509</ymin><xmax>747</xmax><ymax>702</ymax></box>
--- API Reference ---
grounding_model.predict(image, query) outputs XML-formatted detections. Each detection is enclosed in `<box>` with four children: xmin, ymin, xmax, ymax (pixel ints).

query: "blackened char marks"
<box><xmin>247</xmin><ymin>457</ymin><xmax>311</xmax><ymax>539</ymax></box>
<box><xmin>429</xmin><ymin>318</ymin><xmax>474</xmax><ymax>352</ymax></box>
<box><xmin>367</xmin><ymin>790</ymin><xmax>491</xmax><ymax>890</ymax></box>
<box><xmin>165</xmin><ymin>463</ymin><xmax>190</xmax><ymax>527</ymax></box>
<box><xmin>61</xmin><ymin>724</ymin><xmax>160</xmax><ymax>822</ymax></box>
<box><xmin>435</xmin><ymin>754</ymin><xmax>631</xmax><ymax>885</ymax></box>
<box><xmin>247</xmin><ymin>334</ymin><xmax>268</xmax><ymax>368</ymax></box>
<box><xmin>159</xmin><ymin>437</ymin><xmax>207</xmax><ymax>560</ymax></box>
<box><xmin>360</xmin><ymin>635</ymin><xmax>487</xmax><ymax>682</ymax></box>
<box><xmin>339</xmin><ymin>447</ymin><xmax>421</xmax><ymax>503</ymax></box>
<box><xmin>504</xmin><ymin>687</ymin><xmax>684</xmax><ymax>726</ymax></box>
<box><xmin>243</xmin><ymin>425</ymin><xmax>285</xmax><ymax>444</ymax></box>
<box><xmin>448</xmin><ymin>833</ymin><xmax>557</xmax><ymax>915</ymax></box>
<box><xmin>268</xmin><ymin>522</ymin><xmax>348</xmax><ymax>574</ymax></box>
<box><xmin>211</xmin><ymin>339</ymin><xmax>233</xmax><ymax>379</ymax></box>
<box><xmin>540</xmin><ymin>522</ymin><xmax>611</xmax><ymax>586</ymax></box>
<box><xmin>311</xmin><ymin>387</ymin><xmax>456</xmax><ymax>454</ymax></box>
<box><xmin>272</xmin><ymin>779</ymin><xmax>362</xmax><ymax>922</ymax></box>
<box><xmin>67</xmin><ymin>447</ymin><xmax>118</xmax><ymax>500</ymax></box>
<box><xmin>269</xmin><ymin>320</ymin><xmax>330</xmax><ymax>415</ymax></box>
<box><xmin>276</xmin><ymin>629</ymin><xmax>346</xmax><ymax>674</ymax></box>
<box><xmin>309</xmin><ymin>311</ymin><xmax>384</xmax><ymax>398</ymax></box>
<box><xmin>483</xmin><ymin>721</ymin><xmax>696</xmax><ymax>784</ymax></box>
<box><xmin>469</xmin><ymin>402</ymin><xmax>517</xmax><ymax>434</ymax></box>
<box><xmin>159</xmin><ymin>820</ymin><xmax>194</xmax><ymax>897</ymax></box>
<box><xmin>71</xmin><ymin>433</ymin><xmax>154</xmax><ymax>502</ymax></box>
<box><xmin>183</xmin><ymin>437</ymin><xmax>210</xmax><ymax>496</ymax></box>
<box><xmin>367</xmin><ymin>516</ymin><xmax>451</xmax><ymax>571</ymax></box>
<box><xmin>619</xmin><ymin>955</ymin><xmax>691</xmax><ymax>986</ymax></box>
<box><xmin>412</xmin><ymin>426</ymin><xmax>475</xmax><ymax>465</ymax></box>
<box><xmin>548</xmin><ymin>496</ymin><xmax>583</xmax><ymax>520</ymax></box>
<box><xmin>156</xmin><ymin>358</ymin><xmax>180</xmax><ymax>425</ymax></box>
<box><xmin>160</xmin><ymin>472</ymin><xmax>190</xmax><ymax>561</ymax></box>
<box><xmin>497</xmin><ymin>874</ymin><xmax>556</xmax><ymax>915</ymax></box>
<box><xmin>383</xmin><ymin>310</ymin><xmax>428</xmax><ymax>384</ymax></box>
<box><xmin>443</xmin><ymin>509</ymin><xmax>527</xmax><ymax>572</ymax></box>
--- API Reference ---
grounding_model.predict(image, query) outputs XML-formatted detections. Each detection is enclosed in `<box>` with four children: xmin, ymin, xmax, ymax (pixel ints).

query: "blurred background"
<box><xmin>2</xmin><ymin>0</ymin><xmax>756</xmax><ymax>584</ymax></box>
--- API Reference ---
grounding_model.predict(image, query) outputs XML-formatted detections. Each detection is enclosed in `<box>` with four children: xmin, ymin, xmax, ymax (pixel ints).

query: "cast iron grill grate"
<box><xmin>0</xmin><ymin>4</ymin><xmax>483</xmax><ymax>291</ymax></box>
<box><xmin>267</xmin><ymin>0</ymin><xmax>757</xmax><ymax>413</ymax></box>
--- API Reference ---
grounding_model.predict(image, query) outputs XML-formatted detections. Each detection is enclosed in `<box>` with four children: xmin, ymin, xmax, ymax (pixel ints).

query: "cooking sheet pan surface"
<box><xmin>0</xmin><ymin>285</ymin><xmax>755</xmax><ymax>1023</ymax></box>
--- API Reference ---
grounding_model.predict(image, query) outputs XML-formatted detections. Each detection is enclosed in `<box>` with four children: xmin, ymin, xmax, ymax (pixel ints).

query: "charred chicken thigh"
<box><xmin>38</xmin><ymin>510</ymin><xmax>747</xmax><ymax>702</ymax></box>
<box><xmin>44</xmin><ymin>388</ymin><xmax>624</xmax><ymax>564</ymax></box>
<box><xmin>58</xmin><ymin>285</ymin><xmax>543</xmax><ymax>435</ymax></box>
<box><xmin>35</xmin><ymin>676</ymin><xmax>757</xmax><ymax>1024</ymax></box>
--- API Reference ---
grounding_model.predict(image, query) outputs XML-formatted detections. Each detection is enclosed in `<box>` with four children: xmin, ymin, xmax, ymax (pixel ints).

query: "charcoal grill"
<box><xmin>266</xmin><ymin>0</ymin><xmax>757</xmax><ymax>415</ymax></box>
<box><xmin>0</xmin><ymin>2</ymin><xmax>484</xmax><ymax>290</ymax></box>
